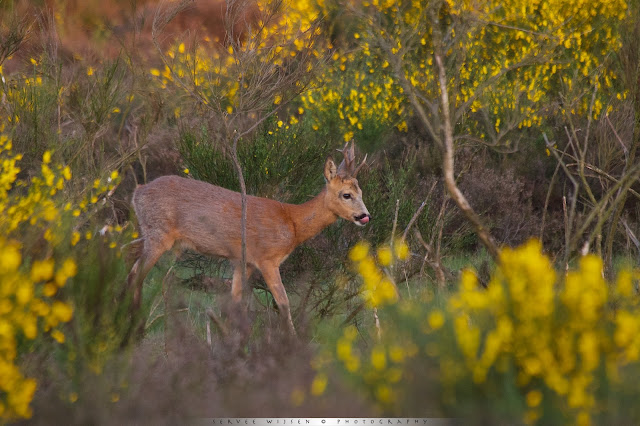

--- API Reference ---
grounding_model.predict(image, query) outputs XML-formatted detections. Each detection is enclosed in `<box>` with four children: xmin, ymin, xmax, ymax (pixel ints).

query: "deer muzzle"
<box><xmin>355</xmin><ymin>213</ymin><xmax>371</xmax><ymax>226</ymax></box>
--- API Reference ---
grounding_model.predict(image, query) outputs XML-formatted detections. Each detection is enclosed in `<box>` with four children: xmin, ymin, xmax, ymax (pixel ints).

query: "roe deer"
<box><xmin>126</xmin><ymin>142</ymin><xmax>371</xmax><ymax>335</ymax></box>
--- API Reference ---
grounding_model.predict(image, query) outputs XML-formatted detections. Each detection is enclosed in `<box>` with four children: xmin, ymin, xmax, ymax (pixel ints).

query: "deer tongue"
<box><xmin>357</xmin><ymin>215</ymin><xmax>370</xmax><ymax>224</ymax></box>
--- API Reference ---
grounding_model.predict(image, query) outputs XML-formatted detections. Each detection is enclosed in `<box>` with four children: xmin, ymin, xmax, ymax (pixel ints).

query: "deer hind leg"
<box><xmin>227</xmin><ymin>263</ymin><xmax>255</xmax><ymax>338</ymax></box>
<box><xmin>259</xmin><ymin>265</ymin><xmax>296</xmax><ymax>336</ymax></box>
<box><xmin>231</xmin><ymin>263</ymin><xmax>255</xmax><ymax>304</ymax></box>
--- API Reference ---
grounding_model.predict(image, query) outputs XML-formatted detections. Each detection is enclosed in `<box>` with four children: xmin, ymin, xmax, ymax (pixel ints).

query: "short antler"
<box><xmin>353</xmin><ymin>153</ymin><xmax>367</xmax><ymax>178</ymax></box>
<box><xmin>337</xmin><ymin>141</ymin><xmax>367</xmax><ymax>177</ymax></box>
<box><xmin>336</xmin><ymin>142</ymin><xmax>354</xmax><ymax>176</ymax></box>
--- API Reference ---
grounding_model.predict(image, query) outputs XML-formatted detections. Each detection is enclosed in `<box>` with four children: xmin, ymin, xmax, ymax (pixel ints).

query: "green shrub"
<box><xmin>179</xmin><ymin>115</ymin><xmax>331</xmax><ymax>203</ymax></box>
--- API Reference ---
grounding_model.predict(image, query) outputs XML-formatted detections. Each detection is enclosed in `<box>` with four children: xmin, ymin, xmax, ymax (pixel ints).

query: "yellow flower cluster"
<box><xmin>0</xmin><ymin>130</ymin><xmax>120</xmax><ymax>420</ymax></box>
<box><xmin>445</xmin><ymin>240</ymin><xmax>640</xmax><ymax>424</ymax></box>
<box><xmin>1</xmin><ymin>148</ymin><xmax>73</xmax><ymax>236</ymax></box>
<box><xmin>336</xmin><ymin>325</ymin><xmax>362</xmax><ymax>373</ymax></box>
<box><xmin>335</xmin><ymin>239</ymin><xmax>640</xmax><ymax>422</ymax></box>
<box><xmin>0</xmin><ymin>68</ymin><xmax>45</xmax><ymax>125</ymax></box>
<box><xmin>150</xmin><ymin>0</ymin><xmax>324</xmax><ymax>114</ymax></box>
<box><xmin>0</xmin><ymin>137</ymin><xmax>78</xmax><ymax>420</ymax></box>
<box><xmin>335</xmin><ymin>324</ymin><xmax>418</xmax><ymax>406</ymax></box>
<box><xmin>309</xmin><ymin>0</ymin><xmax>625</xmax><ymax>146</ymax></box>
<box><xmin>362</xmin><ymin>340</ymin><xmax>419</xmax><ymax>406</ymax></box>
<box><xmin>348</xmin><ymin>239</ymin><xmax>409</xmax><ymax>308</ymax></box>
<box><xmin>1</xmin><ymin>55</ymin><xmax>132</xmax><ymax>153</ymax></box>
<box><xmin>257</xmin><ymin>0</ymin><xmax>320</xmax><ymax>42</ymax></box>
<box><xmin>301</xmin><ymin>52</ymin><xmax>407</xmax><ymax>141</ymax></box>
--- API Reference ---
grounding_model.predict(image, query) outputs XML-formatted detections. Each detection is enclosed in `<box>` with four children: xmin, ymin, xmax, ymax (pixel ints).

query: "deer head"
<box><xmin>323</xmin><ymin>141</ymin><xmax>371</xmax><ymax>226</ymax></box>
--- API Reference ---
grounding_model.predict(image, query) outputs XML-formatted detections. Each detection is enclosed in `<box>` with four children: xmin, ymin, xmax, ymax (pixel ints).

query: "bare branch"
<box><xmin>414</xmin><ymin>229</ymin><xmax>451</xmax><ymax>288</ymax></box>
<box><xmin>436</xmin><ymin>50</ymin><xmax>500</xmax><ymax>260</ymax></box>
<box><xmin>0</xmin><ymin>10</ymin><xmax>32</xmax><ymax>66</ymax></box>
<box><xmin>402</xmin><ymin>180</ymin><xmax>437</xmax><ymax>240</ymax></box>
<box><xmin>207</xmin><ymin>308</ymin><xmax>229</xmax><ymax>337</ymax></box>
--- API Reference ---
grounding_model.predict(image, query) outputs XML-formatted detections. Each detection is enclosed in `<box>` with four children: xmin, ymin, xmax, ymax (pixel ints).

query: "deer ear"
<box><xmin>324</xmin><ymin>157</ymin><xmax>337</xmax><ymax>182</ymax></box>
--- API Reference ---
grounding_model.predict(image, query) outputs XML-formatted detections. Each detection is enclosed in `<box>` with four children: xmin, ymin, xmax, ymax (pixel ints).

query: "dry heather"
<box><xmin>28</xmin><ymin>314</ymin><xmax>374</xmax><ymax>424</ymax></box>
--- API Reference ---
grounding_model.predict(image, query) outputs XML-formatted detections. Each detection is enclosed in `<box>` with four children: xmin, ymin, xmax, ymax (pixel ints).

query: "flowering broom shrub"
<box><xmin>0</xmin><ymin>132</ymin><xmax>120</xmax><ymax>420</ymax></box>
<box><xmin>321</xmin><ymin>239</ymin><xmax>640</xmax><ymax>424</ymax></box>
<box><xmin>0</xmin><ymin>134</ymin><xmax>75</xmax><ymax>419</ymax></box>
<box><xmin>149</xmin><ymin>0</ymin><xmax>325</xmax><ymax>118</ymax></box>
<box><xmin>308</xmin><ymin>0</ymin><xmax>627</xmax><ymax>143</ymax></box>
<box><xmin>443</xmin><ymin>240</ymin><xmax>640</xmax><ymax>424</ymax></box>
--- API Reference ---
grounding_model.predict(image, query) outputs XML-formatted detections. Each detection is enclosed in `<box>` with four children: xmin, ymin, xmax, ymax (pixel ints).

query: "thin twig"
<box><xmin>342</xmin><ymin>302</ymin><xmax>366</xmax><ymax>326</ymax></box>
<box><xmin>562</xmin><ymin>196</ymin><xmax>569</xmax><ymax>272</ymax></box>
<box><xmin>544</xmin><ymin>132</ymin><xmax>579</xmax><ymax>265</ymax></box>
<box><xmin>414</xmin><ymin>228</ymin><xmax>449</xmax><ymax>288</ymax></box>
<box><xmin>206</xmin><ymin>308</ymin><xmax>228</xmax><ymax>337</ymax></box>
<box><xmin>391</xmin><ymin>199</ymin><xmax>400</xmax><ymax>243</ymax></box>
<box><xmin>564</xmin><ymin>162</ymin><xmax>640</xmax><ymax>201</ymax></box>
<box><xmin>606</xmin><ymin>113</ymin><xmax>629</xmax><ymax>160</ymax></box>
<box><xmin>145</xmin><ymin>308</ymin><xmax>189</xmax><ymax>330</ymax></box>
<box><xmin>622</xmin><ymin>219</ymin><xmax>640</xmax><ymax>256</ymax></box>
<box><xmin>540</xmin><ymin>161</ymin><xmax>562</xmax><ymax>241</ymax></box>
<box><xmin>161</xmin><ymin>264</ymin><xmax>175</xmax><ymax>356</ymax></box>
<box><xmin>402</xmin><ymin>180</ymin><xmax>437</xmax><ymax>240</ymax></box>
<box><xmin>373</xmin><ymin>307</ymin><xmax>381</xmax><ymax>340</ymax></box>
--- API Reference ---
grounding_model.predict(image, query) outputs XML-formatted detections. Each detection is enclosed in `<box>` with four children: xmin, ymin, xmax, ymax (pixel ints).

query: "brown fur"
<box><xmin>126</xmin><ymin>148</ymin><xmax>370</xmax><ymax>335</ymax></box>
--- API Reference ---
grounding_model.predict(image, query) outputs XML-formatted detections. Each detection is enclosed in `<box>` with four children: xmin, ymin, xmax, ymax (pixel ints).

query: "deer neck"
<box><xmin>287</xmin><ymin>189</ymin><xmax>337</xmax><ymax>246</ymax></box>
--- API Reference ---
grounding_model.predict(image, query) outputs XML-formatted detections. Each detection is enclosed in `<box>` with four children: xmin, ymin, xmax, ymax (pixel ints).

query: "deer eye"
<box><xmin>342</xmin><ymin>193</ymin><xmax>352</xmax><ymax>200</ymax></box>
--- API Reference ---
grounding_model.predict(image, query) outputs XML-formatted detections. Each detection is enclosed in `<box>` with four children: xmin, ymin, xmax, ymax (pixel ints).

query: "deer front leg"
<box><xmin>259</xmin><ymin>265</ymin><xmax>296</xmax><ymax>336</ymax></box>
